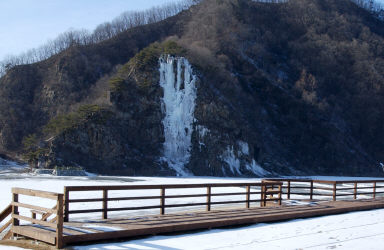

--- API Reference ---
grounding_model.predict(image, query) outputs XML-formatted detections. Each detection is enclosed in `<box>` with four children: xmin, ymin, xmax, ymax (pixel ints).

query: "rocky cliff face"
<box><xmin>1</xmin><ymin>0</ymin><xmax>384</xmax><ymax>177</ymax></box>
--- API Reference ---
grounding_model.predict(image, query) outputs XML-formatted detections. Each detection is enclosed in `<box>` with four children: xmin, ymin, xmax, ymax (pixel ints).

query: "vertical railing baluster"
<box><xmin>56</xmin><ymin>194</ymin><xmax>64</xmax><ymax>249</ymax></box>
<box><xmin>260</xmin><ymin>183</ymin><xmax>265</xmax><ymax>207</ymax></box>
<box><xmin>373</xmin><ymin>182</ymin><xmax>376</xmax><ymax>199</ymax></box>
<box><xmin>287</xmin><ymin>181</ymin><xmax>291</xmax><ymax>200</ymax></box>
<box><xmin>310</xmin><ymin>180</ymin><xmax>314</xmax><ymax>200</ymax></box>
<box><xmin>12</xmin><ymin>191</ymin><xmax>19</xmax><ymax>238</ymax></box>
<box><xmin>354</xmin><ymin>182</ymin><xmax>357</xmax><ymax>200</ymax></box>
<box><xmin>263</xmin><ymin>183</ymin><xmax>267</xmax><ymax>207</ymax></box>
<box><xmin>64</xmin><ymin>187</ymin><xmax>69</xmax><ymax>222</ymax></box>
<box><xmin>102</xmin><ymin>189</ymin><xmax>108</xmax><ymax>219</ymax></box>
<box><xmin>160</xmin><ymin>187</ymin><xmax>165</xmax><ymax>215</ymax></box>
<box><xmin>246</xmin><ymin>185</ymin><xmax>251</xmax><ymax>209</ymax></box>
<box><xmin>333</xmin><ymin>182</ymin><xmax>337</xmax><ymax>201</ymax></box>
<box><xmin>207</xmin><ymin>186</ymin><xmax>211</xmax><ymax>211</ymax></box>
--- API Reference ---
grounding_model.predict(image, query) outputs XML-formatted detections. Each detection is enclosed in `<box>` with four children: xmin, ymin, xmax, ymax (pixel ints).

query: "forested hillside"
<box><xmin>0</xmin><ymin>0</ymin><xmax>383</xmax><ymax>176</ymax></box>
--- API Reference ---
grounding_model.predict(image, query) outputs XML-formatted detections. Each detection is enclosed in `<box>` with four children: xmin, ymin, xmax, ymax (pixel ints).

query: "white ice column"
<box><xmin>159</xmin><ymin>55</ymin><xmax>197</xmax><ymax>176</ymax></box>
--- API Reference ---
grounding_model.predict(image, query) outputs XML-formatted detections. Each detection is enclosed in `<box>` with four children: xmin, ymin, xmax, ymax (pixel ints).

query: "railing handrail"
<box><xmin>0</xmin><ymin>204</ymin><xmax>11</xmax><ymax>223</ymax></box>
<box><xmin>64</xmin><ymin>182</ymin><xmax>282</xmax><ymax>192</ymax></box>
<box><xmin>64</xmin><ymin>181</ymin><xmax>284</xmax><ymax>221</ymax></box>
<box><xmin>266</xmin><ymin>178</ymin><xmax>384</xmax><ymax>184</ymax></box>
<box><xmin>264</xmin><ymin>178</ymin><xmax>384</xmax><ymax>202</ymax></box>
<box><xmin>12</xmin><ymin>187</ymin><xmax>62</xmax><ymax>200</ymax></box>
<box><xmin>267</xmin><ymin>178</ymin><xmax>336</xmax><ymax>184</ymax></box>
<box><xmin>0</xmin><ymin>204</ymin><xmax>12</xmax><ymax>237</ymax></box>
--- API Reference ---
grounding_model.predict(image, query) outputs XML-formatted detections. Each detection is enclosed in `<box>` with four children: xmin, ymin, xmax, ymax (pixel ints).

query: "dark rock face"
<box><xmin>1</xmin><ymin>0</ymin><xmax>384</xmax><ymax>177</ymax></box>
<box><xmin>48</xmin><ymin>78</ymin><xmax>168</xmax><ymax>176</ymax></box>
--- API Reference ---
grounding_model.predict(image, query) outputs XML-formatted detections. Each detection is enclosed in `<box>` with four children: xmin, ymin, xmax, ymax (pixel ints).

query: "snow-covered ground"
<box><xmin>1</xmin><ymin>162</ymin><xmax>384</xmax><ymax>249</ymax></box>
<box><xmin>0</xmin><ymin>246</ymin><xmax>27</xmax><ymax>250</ymax></box>
<box><xmin>74</xmin><ymin>209</ymin><xmax>384</xmax><ymax>250</ymax></box>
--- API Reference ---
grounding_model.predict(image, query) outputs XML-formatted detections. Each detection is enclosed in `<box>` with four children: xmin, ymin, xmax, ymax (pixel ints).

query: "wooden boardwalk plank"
<box><xmin>62</xmin><ymin>199</ymin><xmax>384</xmax><ymax>244</ymax></box>
<box><xmin>11</xmin><ymin>199</ymin><xmax>384</xmax><ymax>247</ymax></box>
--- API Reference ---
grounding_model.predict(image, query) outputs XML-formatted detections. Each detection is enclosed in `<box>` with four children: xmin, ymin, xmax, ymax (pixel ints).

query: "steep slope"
<box><xmin>1</xmin><ymin>0</ymin><xmax>383</xmax><ymax>176</ymax></box>
<box><xmin>0</xmin><ymin>11</ymin><xmax>189</xmax><ymax>152</ymax></box>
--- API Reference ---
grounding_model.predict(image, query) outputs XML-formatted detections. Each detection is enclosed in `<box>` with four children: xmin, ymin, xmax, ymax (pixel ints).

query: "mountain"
<box><xmin>0</xmin><ymin>0</ymin><xmax>384</xmax><ymax>177</ymax></box>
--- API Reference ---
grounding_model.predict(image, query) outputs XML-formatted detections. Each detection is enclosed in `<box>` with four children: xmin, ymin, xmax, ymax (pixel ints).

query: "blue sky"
<box><xmin>0</xmin><ymin>0</ymin><xmax>173</xmax><ymax>61</ymax></box>
<box><xmin>0</xmin><ymin>0</ymin><xmax>383</xmax><ymax>62</ymax></box>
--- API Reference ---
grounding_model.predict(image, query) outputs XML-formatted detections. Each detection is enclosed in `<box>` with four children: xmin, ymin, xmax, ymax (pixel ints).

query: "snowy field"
<box><xmin>1</xmin><ymin>162</ymin><xmax>384</xmax><ymax>249</ymax></box>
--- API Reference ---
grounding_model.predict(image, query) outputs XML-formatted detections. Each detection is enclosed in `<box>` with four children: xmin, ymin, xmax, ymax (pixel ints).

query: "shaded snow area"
<box><xmin>159</xmin><ymin>55</ymin><xmax>197</xmax><ymax>176</ymax></box>
<box><xmin>74</xmin><ymin>209</ymin><xmax>384</xmax><ymax>250</ymax></box>
<box><xmin>0</xmin><ymin>158</ymin><xmax>27</xmax><ymax>174</ymax></box>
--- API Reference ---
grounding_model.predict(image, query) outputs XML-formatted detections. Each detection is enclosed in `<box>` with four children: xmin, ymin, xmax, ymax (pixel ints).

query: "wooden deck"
<box><xmin>11</xmin><ymin>198</ymin><xmax>384</xmax><ymax>247</ymax></box>
<box><xmin>3</xmin><ymin>179</ymin><xmax>384</xmax><ymax>248</ymax></box>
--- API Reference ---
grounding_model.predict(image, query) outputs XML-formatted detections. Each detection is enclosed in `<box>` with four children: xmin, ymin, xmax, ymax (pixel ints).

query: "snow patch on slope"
<box><xmin>246</xmin><ymin>159</ymin><xmax>270</xmax><ymax>176</ymax></box>
<box><xmin>238</xmin><ymin>141</ymin><xmax>249</xmax><ymax>155</ymax></box>
<box><xmin>159</xmin><ymin>55</ymin><xmax>197</xmax><ymax>176</ymax></box>
<box><xmin>221</xmin><ymin>141</ymin><xmax>269</xmax><ymax>176</ymax></box>
<box><xmin>221</xmin><ymin>146</ymin><xmax>241</xmax><ymax>175</ymax></box>
<box><xmin>197</xmin><ymin>125</ymin><xmax>209</xmax><ymax>139</ymax></box>
<box><xmin>196</xmin><ymin>125</ymin><xmax>210</xmax><ymax>150</ymax></box>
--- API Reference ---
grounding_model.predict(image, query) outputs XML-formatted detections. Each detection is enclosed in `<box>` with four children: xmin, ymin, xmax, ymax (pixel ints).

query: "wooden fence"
<box><xmin>10</xmin><ymin>188</ymin><xmax>64</xmax><ymax>248</ymax></box>
<box><xmin>266</xmin><ymin>179</ymin><xmax>384</xmax><ymax>201</ymax></box>
<box><xmin>64</xmin><ymin>182</ymin><xmax>283</xmax><ymax>221</ymax></box>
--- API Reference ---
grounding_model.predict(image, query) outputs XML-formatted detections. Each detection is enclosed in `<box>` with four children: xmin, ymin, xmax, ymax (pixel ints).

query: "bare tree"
<box><xmin>0</xmin><ymin>0</ymin><xmax>201</xmax><ymax>78</ymax></box>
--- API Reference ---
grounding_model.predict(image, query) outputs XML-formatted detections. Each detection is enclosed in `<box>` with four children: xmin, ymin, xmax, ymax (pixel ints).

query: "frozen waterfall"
<box><xmin>159</xmin><ymin>55</ymin><xmax>197</xmax><ymax>176</ymax></box>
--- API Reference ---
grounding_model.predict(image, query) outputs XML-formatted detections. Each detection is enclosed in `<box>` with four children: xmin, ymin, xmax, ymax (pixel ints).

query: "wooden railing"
<box><xmin>64</xmin><ymin>182</ymin><xmax>283</xmax><ymax>221</ymax></box>
<box><xmin>11</xmin><ymin>188</ymin><xmax>64</xmax><ymax>248</ymax></box>
<box><xmin>261</xmin><ymin>180</ymin><xmax>283</xmax><ymax>207</ymax></box>
<box><xmin>0</xmin><ymin>204</ymin><xmax>12</xmax><ymax>239</ymax></box>
<box><xmin>266</xmin><ymin>179</ymin><xmax>384</xmax><ymax>201</ymax></box>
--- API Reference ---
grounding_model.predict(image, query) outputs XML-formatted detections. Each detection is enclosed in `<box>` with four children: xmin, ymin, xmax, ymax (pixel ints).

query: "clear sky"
<box><xmin>0</xmin><ymin>0</ymin><xmax>383</xmax><ymax>62</ymax></box>
<box><xmin>0</xmin><ymin>0</ymin><xmax>174</xmax><ymax>61</ymax></box>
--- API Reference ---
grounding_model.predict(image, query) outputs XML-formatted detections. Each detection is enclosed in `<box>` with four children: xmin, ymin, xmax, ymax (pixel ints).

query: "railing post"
<box><xmin>278</xmin><ymin>183</ymin><xmax>282</xmax><ymax>205</ymax></box>
<box><xmin>64</xmin><ymin>187</ymin><xmax>69</xmax><ymax>222</ymax></box>
<box><xmin>246</xmin><ymin>185</ymin><xmax>251</xmax><ymax>209</ymax></box>
<box><xmin>102</xmin><ymin>189</ymin><xmax>108</xmax><ymax>219</ymax></box>
<box><xmin>12</xmin><ymin>192</ymin><xmax>19</xmax><ymax>229</ymax></box>
<box><xmin>263</xmin><ymin>183</ymin><xmax>267</xmax><ymax>207</ymax></box>
<box><xmin>310</xmin><ymin>180</ymin><xmax>314</xmax><ymax>200</ymax></box>
<box><xmin>287</xmin><ymin>181</ymin><xmax>291</xmax><ymax>200</ymax></box>
<box><xmin>333</xmin><ymin>182</ymin><xmax>337</xmax><ymax>201</ymax></box>
<box><xmin>56</xmin><ymin>194</ymin><xmax>64</xmax><ymax>249</ymax></box>
<box><xmin>354</xmin><ymin>182</ymin><xmax>357</xmax><ymax>200</ymax></box>
<box><xmin>373</xmin><ymin>182</ymin><xmax>376</xmax><ymax>199</ymax></box>
<box><xmin>207</xmin><ymin>186</ymin><xmax>211</xmax><ymax>211</ymax></box>
<box><xmin>160</xmin><ymin>187</ymin><xmax>165</xmax><ymax>215</ymax></box>
<box><xmin>260</xmin><ymin>183</ymin><xmax>265</xmax><ymax>207</ymax></box>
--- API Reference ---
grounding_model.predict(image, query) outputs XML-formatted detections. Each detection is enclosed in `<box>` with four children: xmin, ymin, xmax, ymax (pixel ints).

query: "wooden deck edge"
<box><xmin>12</xmin><ymin>226</ymin><xmax>56</xmax><ymax>245</ymax></box>
<box><xmin>63</xmin><ymin>201</ymin><xmax>384</xmax><ymax>245</ymax></box>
